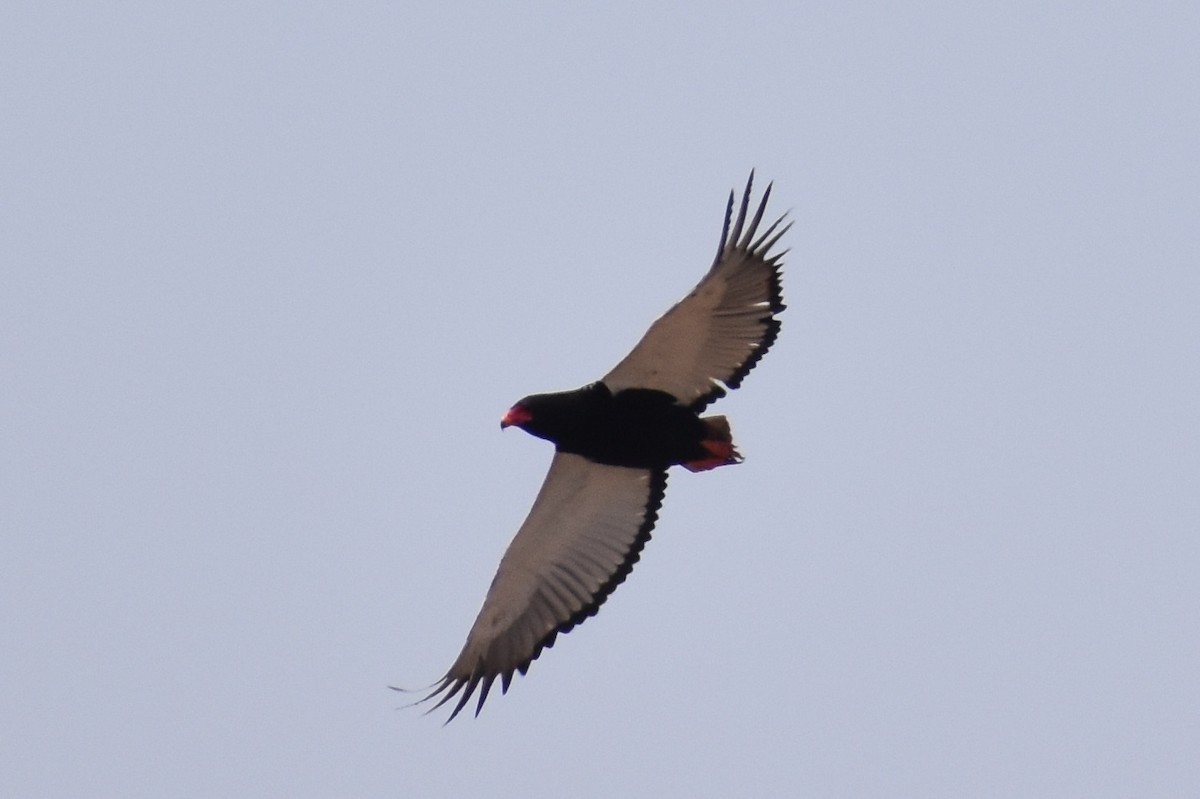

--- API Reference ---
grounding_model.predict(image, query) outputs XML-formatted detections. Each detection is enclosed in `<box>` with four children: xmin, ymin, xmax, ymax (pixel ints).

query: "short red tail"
<box><xmin>683</xmin><ymin>415</ymin><xmax>743</xmax><ymax>472</ymax></box>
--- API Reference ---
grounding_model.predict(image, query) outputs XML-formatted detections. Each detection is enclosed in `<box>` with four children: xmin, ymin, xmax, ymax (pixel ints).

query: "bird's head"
<box><xmin>500</xmin><ymin>401</ymin><xmax>534</xmax><ymax>430</ymax></box>
<box><xmin>500</xmin><ymin>386</ymin><xmax>602</xmax><ymax>445</ymax></box>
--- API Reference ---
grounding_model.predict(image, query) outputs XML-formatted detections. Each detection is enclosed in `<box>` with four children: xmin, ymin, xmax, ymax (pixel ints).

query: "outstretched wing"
<box><xmin>603</xmin><ymin>172</ymin><xmax>790</xmax><ymax>412</ymax></box>
<box><xmin>422</xmin><ymin>452</ymin><xmax>668</xmax><ymax>722</ymax></box>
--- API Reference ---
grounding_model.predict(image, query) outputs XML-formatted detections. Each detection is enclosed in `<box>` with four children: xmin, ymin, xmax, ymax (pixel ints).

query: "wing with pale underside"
<box><xmin>422</xmin><ymin>452</ymin><xmax>667</xmax><ymax>722</ymax></box>
<box><xmin>603</xmin><ymin>173</ymin><xmax>789</xmax><ymax>412</ymax></box>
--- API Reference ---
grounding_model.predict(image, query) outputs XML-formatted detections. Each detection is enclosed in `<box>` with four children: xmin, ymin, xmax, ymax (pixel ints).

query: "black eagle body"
<box><xmin>411</xmin><ymin>173</ymin><xmax>790</xmax><ymax>721</ymax></box>
<box><xmin>504</xmin><ymin>383</ymin><xmax>725</xmax><ymax>470</ymax></box>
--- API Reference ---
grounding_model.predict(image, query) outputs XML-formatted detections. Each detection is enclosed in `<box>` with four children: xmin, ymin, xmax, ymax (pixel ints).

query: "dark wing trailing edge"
<box><xmin>603</xmin><ymin>171</ymin><xmax>790</xmax><ymax>412</ymax></box>
<box><xmin>420</xmin><ymin>453</ymin><xmax>668</xmax><ymax>722</ymax></box>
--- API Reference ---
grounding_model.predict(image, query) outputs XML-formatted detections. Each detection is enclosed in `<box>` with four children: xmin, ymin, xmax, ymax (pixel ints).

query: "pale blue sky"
<box><xmin>3</xmin><ymin>3</ymin><xmax>1198</xmax><ymax>796</ymax></box>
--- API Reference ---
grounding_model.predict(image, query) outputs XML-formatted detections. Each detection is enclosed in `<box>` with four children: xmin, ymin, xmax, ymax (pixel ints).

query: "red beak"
<box><xmin>500</xmin><ymin>405</ymin><xmax>533</xmax><ymax>429</ymax></box>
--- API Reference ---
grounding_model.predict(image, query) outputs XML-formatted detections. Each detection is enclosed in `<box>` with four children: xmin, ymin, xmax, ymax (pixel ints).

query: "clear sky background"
<box><xmin>3</xmin><ymin>3</ymin><xmax>1198</xmax><ymax>797</ymax></box>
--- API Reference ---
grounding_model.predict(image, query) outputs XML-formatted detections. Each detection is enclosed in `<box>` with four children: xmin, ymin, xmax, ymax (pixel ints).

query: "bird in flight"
<box><xmin>414</xmin><ymin>173</ymin><xmax>790</xmax><ymax>721</ymax></box>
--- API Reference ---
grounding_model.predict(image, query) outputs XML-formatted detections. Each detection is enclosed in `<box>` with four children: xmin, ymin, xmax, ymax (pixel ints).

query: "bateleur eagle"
<box><xmin>413</xmin><ymin>173</ymin><xmax>790</xmax><ymax>721</ymax></box>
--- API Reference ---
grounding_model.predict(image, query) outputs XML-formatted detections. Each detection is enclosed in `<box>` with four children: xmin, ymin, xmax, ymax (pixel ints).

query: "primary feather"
<box><xmin>604</xmin><ymin>172</ymin><xmax>790</xmax><ymax>411</ymax></box>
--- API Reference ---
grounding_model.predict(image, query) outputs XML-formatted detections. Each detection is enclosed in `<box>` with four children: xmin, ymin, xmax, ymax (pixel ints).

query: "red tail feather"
<box><xmin>683</xmin><ymin>415</ymin><xmax>743</xmax><ymax>472</ymax></box>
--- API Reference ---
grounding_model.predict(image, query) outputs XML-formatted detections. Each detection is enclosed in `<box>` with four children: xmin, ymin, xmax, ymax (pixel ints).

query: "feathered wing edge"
<box><xmin>414</xmin><ymin>468</ymin><xmax>669</xmax><ymax>723</ymax></box>
<box><xmin>689</xmin><ymin>170</ymin><xmax>791</xmax><ymax>413</ymax></box>
<box><xmin>600</xmin><ymin>171</ymin><xmax>791</xmax><ymax>412</ymax></box>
